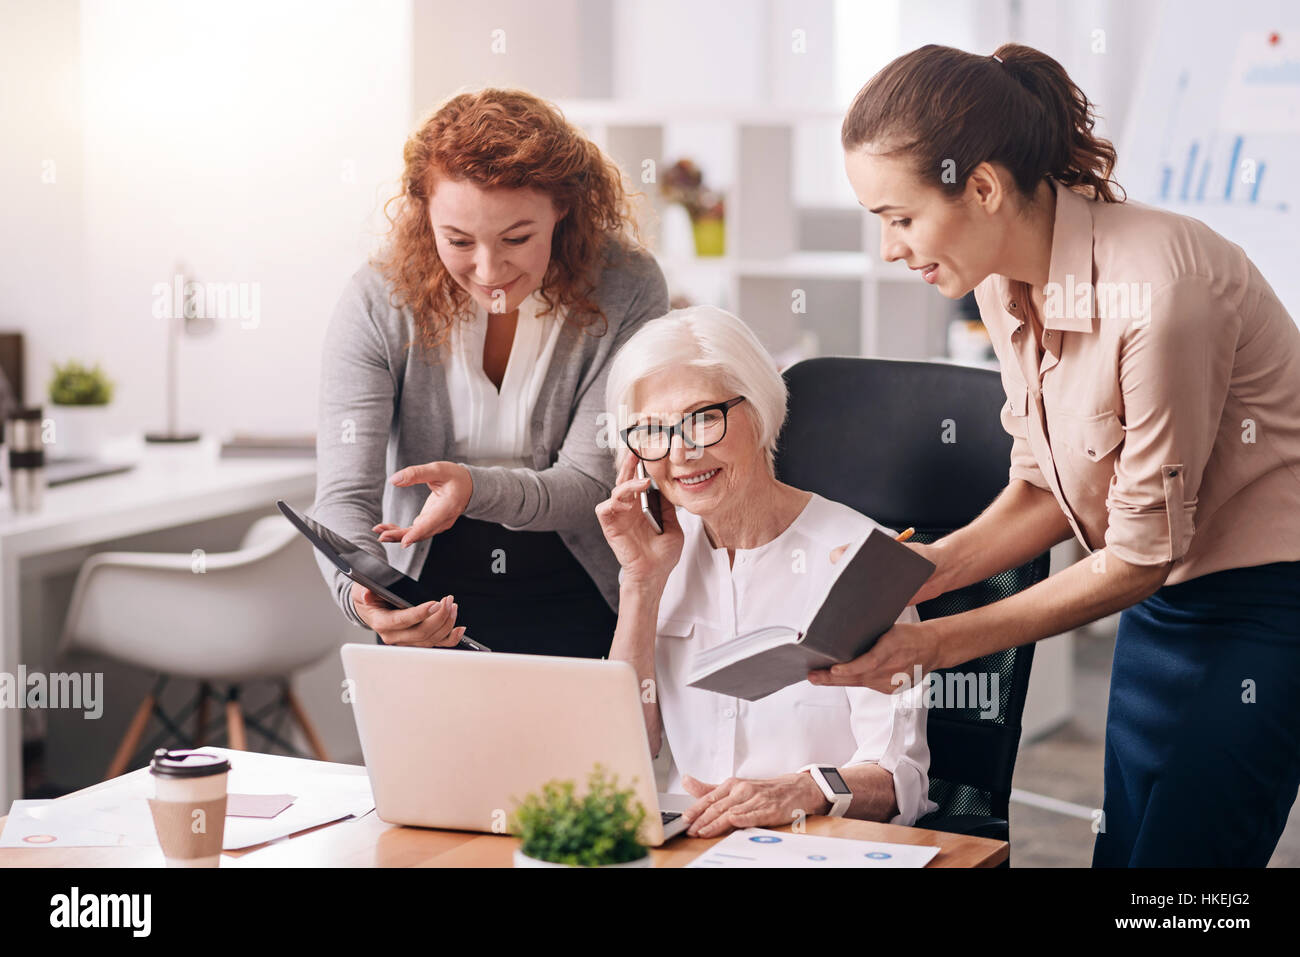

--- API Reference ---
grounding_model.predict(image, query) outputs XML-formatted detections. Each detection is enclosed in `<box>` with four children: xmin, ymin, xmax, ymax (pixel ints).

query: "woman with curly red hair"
<box><xmin>311</xmin><ymin>89</ymin><xmax>668</xmax><ymax>657</ymax></box>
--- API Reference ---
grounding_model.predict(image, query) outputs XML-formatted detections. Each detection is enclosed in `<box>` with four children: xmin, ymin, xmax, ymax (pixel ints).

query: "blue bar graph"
<box><xmin>1179</xmin><ymin>141</ymin><xmax>1199</xmax><ymax>201</ymax></box>
<box><xmin>1159</xmin><ymin>135</ymin><xmax>1277</xmax><ymax>209</ymax></box>
<box><xmin>1225</xmin><ymin>135</ymin><xmax>1243</xmax><ymax>201</ymax></box>
<box><xmin>1195</xmin><ymin>157</ymin><xmax>1212</xmax><ymax>201</ymax></box>
<box><xmin>1251</xmin><ymin>162</ymin><xmax>1265</xmax><ymax>203</ymax></box>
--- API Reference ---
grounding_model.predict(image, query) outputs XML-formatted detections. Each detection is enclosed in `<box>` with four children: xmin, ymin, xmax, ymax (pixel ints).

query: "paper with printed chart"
<box><xmin>0</xmin><ymin>799</ymin><xmax>155</xmax><ymax>847</ymax></box>
<box><xmin>686</xmin><ymin>828</ymin><xmax>941</xmax><ymax>868</ymax></box>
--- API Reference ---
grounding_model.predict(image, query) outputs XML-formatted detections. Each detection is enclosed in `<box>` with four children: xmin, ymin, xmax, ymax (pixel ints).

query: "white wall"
<box><xmin>411</xmin><ymin>0</ymin><xmax>611</xmax><ymax>116</ymax></box>
<box><xmin>0</xmin><ymin>0</ymin><xmax>87</xmax><ymax>403</ymax></box>
<box><xmin>72</xmin><ymin>0</ymin><xmax>411</xmax><ymax>440</ymax></box>
<box><xmin>834</xmin><ymin>0</ymin><xmax>1165</xmax><ymax>199</ymax></box>
<box><xmin>612</xmin><ymin>0</ymin><xmax>768</xmax><ymax>104</ymax></box>
<box><xmin>1013</xmin><ymin>0</ymin><xmax>1164</xmax><ymax>150</ymax></box>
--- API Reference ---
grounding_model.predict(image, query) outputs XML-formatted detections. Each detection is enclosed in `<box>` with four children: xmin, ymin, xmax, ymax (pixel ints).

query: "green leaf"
<box><xmin>510</xmin><ymin>763</ymin><xmax>649</xmax><ymax>866</ymax></box>
<box><xmin>48</xmin><ymin>359</ymin><xmax>114</xmax><ymax>406</ymax></box>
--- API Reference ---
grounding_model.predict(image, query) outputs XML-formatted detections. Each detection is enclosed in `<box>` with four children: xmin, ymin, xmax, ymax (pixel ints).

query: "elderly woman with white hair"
<box><xmin>595</xmin><ymin>305</ymin><xmax>938</xmax><ymax>838</ymax></box>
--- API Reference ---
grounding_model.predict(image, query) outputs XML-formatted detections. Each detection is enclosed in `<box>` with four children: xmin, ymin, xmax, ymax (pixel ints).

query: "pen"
<box><xmin>895</xmin><ymin>527</ymin><xmax>915</xmax><ymax>543</ymax></box>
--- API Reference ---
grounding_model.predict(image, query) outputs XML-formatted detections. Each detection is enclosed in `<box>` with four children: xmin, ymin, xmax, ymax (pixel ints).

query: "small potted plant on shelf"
<box><xmin>511</xmin><ymin>765</ymin><xmax>651</xmax><ymax>868</ymax></box>
<box><xmin>47</xmin><ymin>359</ymin><xmax>115</xmax><ymax>458</ymax></box>
<box><xmin>660</xmin><ymin>157</ymin><xmax>726</xmax><ymax>257</ymax></box>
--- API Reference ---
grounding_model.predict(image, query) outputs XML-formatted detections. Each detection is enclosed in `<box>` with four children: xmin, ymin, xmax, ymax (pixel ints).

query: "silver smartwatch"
<box><xmin>800</xmin><ymin>764</ymin><xmax>852</xmax><ymax>818</ymax></box>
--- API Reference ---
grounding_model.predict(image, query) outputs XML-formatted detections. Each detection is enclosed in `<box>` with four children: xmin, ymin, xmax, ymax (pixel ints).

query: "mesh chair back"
<box><xmin>773</xmin><ymin>357</ymin><xmax>1051</xmax><ymax>822</ymax></box>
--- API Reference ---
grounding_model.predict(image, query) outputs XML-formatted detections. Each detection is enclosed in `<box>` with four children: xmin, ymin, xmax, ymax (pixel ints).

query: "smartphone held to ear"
<box><xmin>637</xmin><ymin>461</ymin><xmax>664</xmax><ymax>534</ymax></box>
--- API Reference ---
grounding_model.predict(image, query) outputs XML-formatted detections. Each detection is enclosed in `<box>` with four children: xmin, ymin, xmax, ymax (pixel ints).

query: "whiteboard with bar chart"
<box><xmin>1120</xmin><ymin>2</ymin><xmax>1300</xmax><ymax>325</ymax></box>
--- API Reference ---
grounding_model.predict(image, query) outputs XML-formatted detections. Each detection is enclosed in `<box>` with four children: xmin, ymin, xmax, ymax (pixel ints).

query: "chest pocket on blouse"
<box><xmin>657</xmin><ymin>616</ymin><xmax>729</xmax><ymax>644</ymax></box>
<box><xmin>1000</xmin><ymin>385</ymin><xmax>1030</xmax><ymax>438</ymax></box>
<box><xmin>1055</xmin><ymin>409</ymin><xmax>1125</xmax><ymax>463</ymax></box>
<box><xmin>657</xmin><ymin>617</ymin><xmax>696</xmax><ymax>641</ymax></box>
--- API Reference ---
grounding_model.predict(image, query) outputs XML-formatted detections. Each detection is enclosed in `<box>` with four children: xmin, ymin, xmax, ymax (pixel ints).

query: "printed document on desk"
<box><xmin>687</xmin><ymin>828</ymin><xmax>941</xmax><ymax>868</ymax></box>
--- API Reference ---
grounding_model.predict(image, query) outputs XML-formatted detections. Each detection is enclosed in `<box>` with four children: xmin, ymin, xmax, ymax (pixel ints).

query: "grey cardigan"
<box><xmin>312</xmin><ymin>237</ymin><xmax>669</xmax><ymax>629</ymax></box>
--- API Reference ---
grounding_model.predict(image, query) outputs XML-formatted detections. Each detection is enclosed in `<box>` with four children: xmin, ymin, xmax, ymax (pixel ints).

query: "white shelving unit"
<box><xmin>558</xmin><ymin>99</ymin><xmax>959</xmax><ymax>365</ymax></box>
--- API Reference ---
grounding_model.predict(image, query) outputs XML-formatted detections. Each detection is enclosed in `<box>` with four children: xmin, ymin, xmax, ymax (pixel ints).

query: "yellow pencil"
<box><xmin>895</xmin><ymin>527</ymin><xmax>915</xmax><ymax>543</ymax></box>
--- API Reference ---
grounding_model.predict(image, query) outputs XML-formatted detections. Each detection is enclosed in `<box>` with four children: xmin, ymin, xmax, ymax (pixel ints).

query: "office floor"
<box><xmin>1009</xmin><ymin>615</ymin><xmax>1300</xmax><ymax>867</ymax></box>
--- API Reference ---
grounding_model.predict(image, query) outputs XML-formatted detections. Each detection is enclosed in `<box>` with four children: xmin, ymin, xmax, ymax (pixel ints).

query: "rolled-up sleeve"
<box><xmin>844</xmin><ymin>604</ymin><xmax>939</xmax><ymax>826</ymax></box>
<box><xmin>1103</xmin><ymin>276</ymin><xmax>1238</xmax><ymax>565</ymax></box>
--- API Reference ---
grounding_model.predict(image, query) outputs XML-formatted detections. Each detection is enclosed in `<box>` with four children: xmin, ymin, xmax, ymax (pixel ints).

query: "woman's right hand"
<box><xmin>595</xmin><ymin>453</ymin><xmax>684</xmax><ymax>591</ymax></box>
<box><xmin>901</xmin><ymin>541</ymin><xmax>950</xmax><ymax>605</ymax></box>
<box><xmin>350</xmin><ymin>582</ymin><xmax>467</xmax><ymax>647</ymax></box>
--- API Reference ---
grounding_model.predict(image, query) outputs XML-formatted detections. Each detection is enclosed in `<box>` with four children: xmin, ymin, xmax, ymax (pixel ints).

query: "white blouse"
<box><xmin>446</xmin><ymin>291</ymin><xmax>565</xmax><ymax>467</ymax></box>
<box><xmin>654</xmin><ymin>493</ymin><xmax>939</xmax><ymax>826</ymax></box>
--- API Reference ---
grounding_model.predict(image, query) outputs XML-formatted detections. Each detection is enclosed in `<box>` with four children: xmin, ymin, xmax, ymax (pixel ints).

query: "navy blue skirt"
<box><xmin>1093</xmin><ymin>560</ymin><xmax>1300</xmax><ymax>867</ymax></box>
<box><xmin>374</xmin><ymin>515</ymin><xmax>615</xmax><ymax>658</ymax></box>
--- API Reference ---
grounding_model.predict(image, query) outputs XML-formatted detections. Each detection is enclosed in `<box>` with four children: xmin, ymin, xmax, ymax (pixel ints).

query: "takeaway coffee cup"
<box><xmin>148</xmin><ymin>749</ymin><xmax>230</xmax><ymax>868</ymax></box>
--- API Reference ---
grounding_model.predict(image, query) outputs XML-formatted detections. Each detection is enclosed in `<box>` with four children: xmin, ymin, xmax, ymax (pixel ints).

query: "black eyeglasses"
<box><xmin>620</xmin><ymin>396</ymin><xmax>747</xmax><ymax>461</ymax></box>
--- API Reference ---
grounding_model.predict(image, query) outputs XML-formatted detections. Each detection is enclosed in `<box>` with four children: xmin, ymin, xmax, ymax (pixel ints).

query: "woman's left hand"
<box><xmin>680</xmin><ymin>773</ymin><xmax>829</xmax><ymax>838</ymax></box>
<box><xmin>807</xmin><ymin>620</ymin><xmax>943</xmax><ymax>693</ymax></box>
<box><xmin>373</xmin><ymin>462</ymin><xmax>474</xmax><ymax>547</ymax></box>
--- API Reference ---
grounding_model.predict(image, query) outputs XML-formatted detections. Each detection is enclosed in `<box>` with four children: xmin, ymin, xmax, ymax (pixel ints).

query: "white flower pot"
<box><xmin>513</xmin><ymin>848</ymin><xmax>652</xmax><ymax>868</ymax></box>
<box><xmin>47</xmin><ymin>404</ymin><xmax>110</xmax><ymax>459</ymax></box>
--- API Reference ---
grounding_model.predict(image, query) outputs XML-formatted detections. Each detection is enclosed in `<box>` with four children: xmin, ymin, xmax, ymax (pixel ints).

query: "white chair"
<box><xmin>58</xmin><ymin>512</ymin><xmax>348</xmax><ymax>779</ymax></box>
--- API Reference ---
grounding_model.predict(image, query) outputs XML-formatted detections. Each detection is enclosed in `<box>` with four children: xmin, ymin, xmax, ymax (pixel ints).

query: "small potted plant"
<box><xmin>47</xmin><ymin>360</ymin><xmax>115</xmax><ymax>458</ymax></box>
<box><xmin>660</xmin><ymin>157</ymin><xmax>726</xmax><ymax>257</ymax></box>
<box><xmin>511</xmin><ymin>765</ymin><xmax>651</xmax><ymax>868</ymax></box>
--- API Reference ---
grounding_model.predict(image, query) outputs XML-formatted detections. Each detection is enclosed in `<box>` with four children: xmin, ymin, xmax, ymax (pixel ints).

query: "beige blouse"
<box><xmin>975</xmin><ymin>178</ymin><xmax>1300</xmax><ymax>585</ymax></box>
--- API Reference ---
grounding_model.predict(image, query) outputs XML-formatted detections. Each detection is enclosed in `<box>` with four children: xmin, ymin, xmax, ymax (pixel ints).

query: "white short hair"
<box><xmin>605</xmin><ymin>305</ymin><xmax>788</xmax><ymax>472</ymax></box>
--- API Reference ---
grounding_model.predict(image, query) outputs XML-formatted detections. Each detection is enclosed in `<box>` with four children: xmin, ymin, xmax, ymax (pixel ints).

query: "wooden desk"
<box><xmin>231</xmin><ymin>809</ymin><xmax>1008</xmax><ymax>868</ymax></box>
<box><xmin>0</xmin><ymin>751</ymin><xmax>1008</xmax><ymax>868</ymax></box>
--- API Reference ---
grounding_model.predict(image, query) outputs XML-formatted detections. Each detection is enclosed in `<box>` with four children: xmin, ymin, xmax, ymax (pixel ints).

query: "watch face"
<box><xmin>820</xmin><ymin>767</ymin><xmax>851</xmax><ymax>794</ymax></box>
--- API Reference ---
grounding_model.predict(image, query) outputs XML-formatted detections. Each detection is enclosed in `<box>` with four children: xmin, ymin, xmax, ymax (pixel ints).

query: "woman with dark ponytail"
<box><xmin>815</xmin><ymin>43</ymin><xmax>1300</xmax><ymax>867</ymax></box>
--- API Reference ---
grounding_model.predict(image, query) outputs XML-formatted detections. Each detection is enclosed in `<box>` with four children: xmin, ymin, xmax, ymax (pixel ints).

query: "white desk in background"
<box><xmin>0</xmin><ymin>435</ymin><xmax>316</xmax><ymax>808</ymax></box>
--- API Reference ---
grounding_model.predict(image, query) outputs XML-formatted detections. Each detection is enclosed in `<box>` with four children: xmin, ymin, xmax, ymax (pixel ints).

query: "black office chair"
<box><xmin>773</xmin><ymin>356</ymin><xmax>1052</xmax><ymax>857</ymax></box>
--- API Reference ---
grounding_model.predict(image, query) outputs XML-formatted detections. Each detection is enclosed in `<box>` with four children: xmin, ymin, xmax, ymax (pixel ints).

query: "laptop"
<box><xmin>340</xmin><ymin>643</ymin><xmax>692</xmax><ymax>845</ymax></box>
